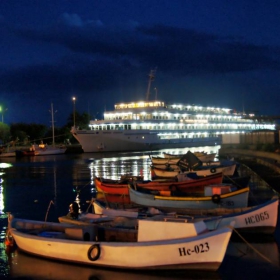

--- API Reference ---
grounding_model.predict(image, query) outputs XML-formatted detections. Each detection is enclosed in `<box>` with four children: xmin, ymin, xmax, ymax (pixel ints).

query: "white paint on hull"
<box><xmin>72</xmin><ymin>129</ymin><xmax>221</xmax><ymax>153</ymax></box>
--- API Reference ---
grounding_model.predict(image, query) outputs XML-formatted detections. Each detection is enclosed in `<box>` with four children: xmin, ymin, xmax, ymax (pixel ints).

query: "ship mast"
<box><xmin>145</xmin><ymin>68</ymin><xmax>156</xmax><ymax>101</ymax></box>
<box><xmin>50</xmin><ymin>103</ymin><xmax>57</xmax><ymax>147</ymax></box>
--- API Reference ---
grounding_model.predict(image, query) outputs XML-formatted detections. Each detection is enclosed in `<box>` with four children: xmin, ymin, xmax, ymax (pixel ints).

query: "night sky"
<box><xmin>1</xmin><ymin>0</ymin><xmax>280</xmax><ymax>127</ymax></box>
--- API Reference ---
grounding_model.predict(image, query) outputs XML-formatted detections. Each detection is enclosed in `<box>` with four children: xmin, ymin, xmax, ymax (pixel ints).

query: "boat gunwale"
<box><xmin>149</xmin><ymin>187</ymin><xmax>250</xmax><ymax>201</ymax></box>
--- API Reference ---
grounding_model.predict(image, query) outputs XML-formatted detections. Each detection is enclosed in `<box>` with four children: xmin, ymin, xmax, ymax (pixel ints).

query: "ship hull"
<box><xmin>71</xmin><ymin>129</ymin><xmax>221</xmax><ymax>153</ymax></box>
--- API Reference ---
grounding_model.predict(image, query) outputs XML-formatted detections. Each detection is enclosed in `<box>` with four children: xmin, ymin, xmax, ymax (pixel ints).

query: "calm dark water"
<box><xmin>0</xmin><ymin>146</ymin><xmax>280</xmax><ymax>279</ymax></box>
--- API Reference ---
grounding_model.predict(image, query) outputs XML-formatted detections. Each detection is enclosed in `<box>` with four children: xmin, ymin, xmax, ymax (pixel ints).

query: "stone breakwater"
<box><xmin>219</xmin><ymin>147</ymin><xmax>280</xmax><ymax>192</ymax></box>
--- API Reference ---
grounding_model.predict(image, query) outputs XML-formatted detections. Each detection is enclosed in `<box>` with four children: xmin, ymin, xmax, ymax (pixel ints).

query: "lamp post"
<box><xmin>49</xmin><ymin>103</ymin><xmax>57</xmax><ymax>147</ymax></box>
<box><xmin>72</xmin><ymin>97</ymin><xmax>76</xmax><ymax>127</ymax></box>
<box><xmin>0</xmin><ymin>106</ymin><xmax>8</xmax><ymax>123</ymax></box>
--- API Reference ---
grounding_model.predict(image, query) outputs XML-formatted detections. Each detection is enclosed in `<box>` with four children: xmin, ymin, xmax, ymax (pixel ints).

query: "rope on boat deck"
<box><xmin>44</xmin><ymin>200</ymin><xmax>54</xmax><ymax>222</ymax></box>
<box><xmin>86</xmin><ymin>197</ymin><xmax>95</xmax><ymax>213</ymax></box>
<box><xmin>223</xmin><ymin>175</ymin><xmax>243</xmax><ymax>189</ymax></box>
<box><xmin>231</xmin><ymin>226</ymin><xmax>275</xmax><ymax>265</ymax></box>
<box><xmin>76</xmin><ymin>181</ymin><xmax>91</xmax><ymax>194</ymax></box>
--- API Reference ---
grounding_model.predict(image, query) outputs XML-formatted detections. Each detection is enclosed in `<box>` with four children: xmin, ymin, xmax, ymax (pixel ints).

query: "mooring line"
<box><xmin>232</xmin><ymin>228</ymin><xmax>274</xmax><ymax>265</ymax></box>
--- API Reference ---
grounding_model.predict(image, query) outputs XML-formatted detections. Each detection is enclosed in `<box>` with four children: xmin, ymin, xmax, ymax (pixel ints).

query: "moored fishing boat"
<box><xmin>15</xmin><ymin>149</ymin><xmax>38</xmax><ymax>157</ymax></box>
<box><xmin>150</xmin><ymin>156</ymin><xmax>182</xmax><ymax>165</ymax></box>
<box><xmin>203</xmin><ymin>196</ymin><xmax>279</xmax><ymax>235</ymax></box>
<box><xmin>151</xmin><ymin>158</ymin><xmax>235</xmax><ymax>172</ymax></box>
<box><xmin>152</xmin><ymin>161</ymin><xmax>221</xmax><ymax>169</ymax></box>
<box><xmin>163</xmin><ymin>151</ymin><xmax>211</xmax><ymax>158</ymax></box>
<box><xmin>92</xmin><ymin>197</ymin><xmax>279</xmax><ymax>235</ymax></box>
<box><xmin>129</xmin><ymin>185</ymin><xmax>249</xmax><ymax>210</ymax></box>
<box><xmin>35</xmin><ymin>104</ymin><xmax>67</xmax><ymax>156</ymax></box>
<box><xmin>59</xmin><ymin>196</ymin><xmax>279</xmax><ymax>236</ymax></box>
<box><xmin>34</xmin><ymin>145</ymin><xmax>67</xmax><ymax>155</ymax></box>
<box><xmin>156</xmin><ymin>152</ymin><xmax>217</xmax><ymax>163</ymax></box>
<box><xmin>0</xmin><ymin>145</ymin><xmax>16</xmax><ymax>157</ymax></box>
<box><xmin>151</xmin><ymin>163</ymin><xmax>237</xmax><ymax>178</ymax></box>
<box><xmin>7</xmin><ymin>216</ymin><xmax>233</xmax><ymax>271</ymax></box>
<box><xmin>94</xmin><ymin>192</ymin><xmax>133</xmax><ymax>205</ymax></box>
<box><xmin>70</xmin><ymin>70</ymin><xmax>275</xmax><ymax>153</ymax></box>
<box><xmin>0</xmin><ymin>151</ymin><xmax>16</xmax><ymax>157</ymax></box>
<box><xmin>151</xmin><ymin>151</ymin><xmax>237</xmax><ymax>178</ymax></box>
<box><xmin>94</xmin><ymin>172</ymin><xmax>224</xmax><ymax>195</ymax></box>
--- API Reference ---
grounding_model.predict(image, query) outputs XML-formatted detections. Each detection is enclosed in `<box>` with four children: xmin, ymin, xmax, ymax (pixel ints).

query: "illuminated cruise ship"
<box><xmin>71</xmin><ymin>72</ymin><xmax>275</xmax><ymax>153</ymax></box>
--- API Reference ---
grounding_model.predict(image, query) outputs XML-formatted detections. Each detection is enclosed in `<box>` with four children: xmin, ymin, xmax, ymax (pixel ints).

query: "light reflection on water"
<box><xmin>88</xmin><ymin>145</ymin><xmax>221</xmax><ymax>180</ymax></box>
<box><xmin>2</xmin><ymin>236</ymin><xmax>280</xmax><ymax>279</ymax></box>
<box><xmin>4</xmin><ymin>248</ymin><xmax>221</xmax><ymax>280</ymax></box>
<box><xmin>0</xmin><ymin>145</ymin><xmax>279</xmax><ymax>279</ymax></box>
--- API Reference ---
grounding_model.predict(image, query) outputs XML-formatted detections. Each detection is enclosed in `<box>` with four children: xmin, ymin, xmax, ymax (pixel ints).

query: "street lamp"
<box><xmin>72</xmin><ymin>97</ymin><xmax>76</xmax><ymax>127</ymax></box>
<box><xmin>49</xmin><ymin>103</ymin><xmax>57</xmax><ymax>147</ymax></box>
<box><xmin>0</xmin><ymin>106</ymin><xmax>8</xmax><ymax>123</ymax></box>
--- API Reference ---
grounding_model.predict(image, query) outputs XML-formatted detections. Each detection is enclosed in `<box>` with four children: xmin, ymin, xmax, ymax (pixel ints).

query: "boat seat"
<box><xmin>65</xmin><ymin>226</ymin><xmax>97</xmax><ymax>241</ymax></box>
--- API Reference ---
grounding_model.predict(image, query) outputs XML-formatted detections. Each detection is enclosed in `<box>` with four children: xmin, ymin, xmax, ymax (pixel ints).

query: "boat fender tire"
<box><xmin>210</xmin><ymin>168</ymin><xmax>216</xmax><ymax>173</ymax></box>
<box><xmin>88</xmin><ymin>244</ymin><xmax>101</xmax><ymax>261</ymax></box>
<box><xmin>169</xmin><ymin>184</ymin><xmax>177</xmax><ymax>192</ymax></box>
<box><xmin>212</xmin><ymin>194</ymin><xmax>221</xmax><ymax>204</ymax></box>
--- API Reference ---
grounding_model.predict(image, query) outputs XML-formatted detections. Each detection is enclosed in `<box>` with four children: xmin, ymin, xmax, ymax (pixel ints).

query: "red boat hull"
<box><xmin>94</xmin><ymin>172</ymin><xmax>223</xmax><ymax>195</ymax></box>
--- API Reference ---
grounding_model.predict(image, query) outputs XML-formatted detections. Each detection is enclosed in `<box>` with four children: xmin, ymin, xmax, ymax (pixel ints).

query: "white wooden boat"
<box><xmin>199</xmin><ymin>153</ymin><xmax>217</xmax><ymax>162</ymax></box>
<box><xmin>0</xmin><ymin>151</ymin><xmax>15</xmax><ymax>157</ymax></box>
<box><xmin>162</xmin><ymin>152</ymin><xmax>217</xmax><ymax>163</ymax></box>
<box><xmin>152</xmin><ymin>161</ymin><xmax>222</xmax><ymax>170</ymax></box>
<box><xmin>129</xmin><ymin>185</ymin><xmax>249</xmax><ymax>210</ymax></box>
<box><xmin>163</xmin><ymin>151</ymin><xmax>207</xmax><ymax>158</ymax></box>
<box><xmin>7</xmin><ymin>216</ymin><xmax>233</xmax><ymax>271</ymax></box>
<box><xmin>152</xmin><ymin>158</ymin><xmax>235</xmax><ymax>172</ymax></box>
<box><xmin>0</xmin><ymin>145</ymin><xmax>16</xmax><ymax>157</ymax></box>
<box><xmin>203</xmin><ymin>197</ymin><xmax>279</xmax><ymax>234</ymax></box>
<box><xmin>151</xmin><ymin>154</ymin><xmax>217</xmax><ymax>165</ymax></box>
<box><xmin>152</xmin><ymin>158</ymin><xmax>235</xmax><ymax>170</ymax></box>
<box><xmin>150</xmin><ymin>156</ymin><xmax>181</xmax><ymax>165</ymax></box>
<box><xmin>91</xmin><ymin>197</ymin><xmax>279</xmax><ymax>235</ymax></box>
<box><xmin>59</xmin><ymin>196</ymin><xmax>278</xmax><ymax>237</ymax></box>
<box><xmin>35</xmin><ymin>145</ymin><xmax>67</xmax><ymax>155</ymax></box>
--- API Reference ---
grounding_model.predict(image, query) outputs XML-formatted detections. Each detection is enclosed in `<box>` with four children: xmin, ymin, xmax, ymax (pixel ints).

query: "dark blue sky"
<box><xmin>1</xmin><ymin>0</ymin><xmax>280</xmax><ymax>126</ymax></box>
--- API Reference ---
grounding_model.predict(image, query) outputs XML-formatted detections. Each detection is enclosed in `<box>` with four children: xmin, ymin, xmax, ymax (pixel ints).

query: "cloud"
<box><xmin>5</xmin><ymin>19</ymin><xmax>280</xmax><ymax>75</ymax></box>
<box><xmin>60</xmin><ymin>13</ymin><xmax>84</xmax><ymax>27</ymax></box>
<box><xmin>59</xmin><ymin>13</ymin><xmax>103</xmax><ymax>27</ymax></box>
<box><xmin>1</xmin><ymin>16</ymin><xmax>280</xmax><ymax>114</ymax></box>
<box><xmin>0</xmin><ymin>58</ymin><xmax>125</xmax><ymax>95</ymax></box>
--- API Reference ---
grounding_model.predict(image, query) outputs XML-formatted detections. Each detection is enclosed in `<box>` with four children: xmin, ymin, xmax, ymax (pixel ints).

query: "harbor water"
<box><xmin>0</xmin><ymin>146</ymin><xmax>280</xmax><ymax>279</ymax></box>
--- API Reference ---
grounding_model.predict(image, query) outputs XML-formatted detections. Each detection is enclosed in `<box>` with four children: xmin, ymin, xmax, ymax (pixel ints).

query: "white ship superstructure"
<box><xmin>71</xmin><ymin>100</ymin><xmax>275</xmax><ymax>153</ymax></box>
<box><xmin>71</xmin><ymin>70</ymin><xmax>275</xmax><ymax>153</ymax></box>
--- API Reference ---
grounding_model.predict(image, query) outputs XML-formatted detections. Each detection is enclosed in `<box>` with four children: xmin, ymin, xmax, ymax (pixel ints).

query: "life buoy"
<box><xmin>212</xmin><ymin>194</ymin><xmax>221</xmax><ymax>204</ymax></box>
<box><xmin>88</xmin><ymin>244</ymin><xmax>101</xmax><ymax>261</ymax></box>
<box><xmin>210</xmin><ymin>168</ymin><xmax>216</xmax><ymax>173</ymax></box>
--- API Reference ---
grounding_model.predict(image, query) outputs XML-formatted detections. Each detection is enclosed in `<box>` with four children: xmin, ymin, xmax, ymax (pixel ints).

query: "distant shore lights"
<box><xmin>0</xmin><ymin>106</ymin><xmax>8</xmax><ymax>123</ymax></box>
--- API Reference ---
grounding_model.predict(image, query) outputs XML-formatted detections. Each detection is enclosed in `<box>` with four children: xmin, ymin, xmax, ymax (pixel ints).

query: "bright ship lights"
<box><xmin>88</xmin><ymin>101</ymin><xmax>275</xmax><ymax>140</ymax></box>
